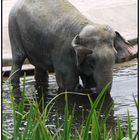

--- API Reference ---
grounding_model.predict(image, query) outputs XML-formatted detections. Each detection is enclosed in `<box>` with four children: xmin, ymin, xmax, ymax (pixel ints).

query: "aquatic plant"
<box><xmin>2</xmin><ymin>75</ymin><xmax>138</xmax><ymax>140</ymax></box>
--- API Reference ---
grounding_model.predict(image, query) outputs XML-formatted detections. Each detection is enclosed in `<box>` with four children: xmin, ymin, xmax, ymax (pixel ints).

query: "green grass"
<box><xmin>2</xmin><ymin>76</ymin><xmax>138</xmax><ymax>140</ymax></box>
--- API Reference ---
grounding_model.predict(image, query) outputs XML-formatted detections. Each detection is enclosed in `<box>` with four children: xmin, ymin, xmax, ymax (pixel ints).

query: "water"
<box><xmin>2</xmin><ymin>59</ymin><xmax>138</xmax><ymax>135</ymax></box>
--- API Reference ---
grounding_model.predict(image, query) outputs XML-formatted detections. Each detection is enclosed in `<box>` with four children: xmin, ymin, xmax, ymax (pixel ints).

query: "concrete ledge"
<box><xmin>2</xmin><ymin>64</ymin><xmax>35</xmax><ymax>77</ymax></box>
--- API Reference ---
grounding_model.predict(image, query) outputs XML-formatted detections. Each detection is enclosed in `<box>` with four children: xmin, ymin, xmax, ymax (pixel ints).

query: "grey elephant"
<box><xmin>8</xmin><ymin>0</ymin><xmax>137</xmax><ymax>94</ymax></box>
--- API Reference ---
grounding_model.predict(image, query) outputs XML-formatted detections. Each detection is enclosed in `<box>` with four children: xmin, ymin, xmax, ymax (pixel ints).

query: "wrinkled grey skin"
<box><xmin>8</xmin><ymin>0</ymin><xmax>136</xmax><ymax>94</ymax></box>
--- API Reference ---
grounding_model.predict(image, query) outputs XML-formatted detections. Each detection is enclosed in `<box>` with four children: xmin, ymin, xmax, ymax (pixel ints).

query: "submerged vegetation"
<box><xmin>2</xmin><ymin>75</ymin><xmax>138</xmax><ymax>140</ymax></box>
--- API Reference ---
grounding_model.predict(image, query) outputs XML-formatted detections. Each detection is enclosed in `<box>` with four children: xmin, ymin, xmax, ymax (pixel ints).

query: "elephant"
<box><xmin>8</xmin><ymin>0</ymin><xmax>137</xmax><ymax>94</ymax></box>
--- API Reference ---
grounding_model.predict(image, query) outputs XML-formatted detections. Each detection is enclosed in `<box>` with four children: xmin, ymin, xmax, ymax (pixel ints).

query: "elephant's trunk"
<box><xmin>93</xmin><ymin>69</ymin><xmax>113</xmax><ymax>95</ymax></box>
<box><xmin>128</xmin><ymin>38</ymin><xmax>138</xmax><ymax>45</ymax></box>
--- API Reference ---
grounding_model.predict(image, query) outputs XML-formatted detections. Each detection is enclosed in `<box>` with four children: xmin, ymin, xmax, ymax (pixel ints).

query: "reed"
<box><xmin>2</xmin><ymin>75</ymin><xmax>138</xmax><ymax>140</ymax></box>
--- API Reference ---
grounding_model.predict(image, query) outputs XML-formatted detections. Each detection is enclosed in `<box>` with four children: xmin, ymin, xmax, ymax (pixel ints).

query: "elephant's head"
<box><xmin>72</xmin><ymin>25</ymin><xmax>136</xmax><ymax>94</ymax></box>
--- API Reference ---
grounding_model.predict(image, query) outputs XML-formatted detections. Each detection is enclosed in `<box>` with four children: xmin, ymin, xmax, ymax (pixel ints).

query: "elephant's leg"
<box><xmin>55</xmin><ymin>70</ymin><xmax>80</xmax><ymax>92</ymax></box>
<box><xmin>10</xmin><ymin>55</ymin><xmax>26</xmax><ymax>94</ymax></box>
<box><xmin>9</xmin><ymin>18</ymin><xmax>26</xmax><ymax>94</ymax></box>
<box><xmin>34</xmin><ymin>67</ymin><xmax>48</xmax><ymax>88</ymax></box>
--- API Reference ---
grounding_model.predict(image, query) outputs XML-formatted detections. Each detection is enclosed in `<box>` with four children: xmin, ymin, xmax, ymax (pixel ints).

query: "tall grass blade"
<box><xmin>97</xmin><ymin>94</ymin><xmax>108</xmax><ymax>118</ymax></box>
<box><xmin>74</xmin><ymin>129</ymin><xmax>82</xmax><ymax>140</ymax></box>
<box><xmin>89</xmin><ymin>82</ymin><xmax>111</xmax><ymax>109</ymax></box>
<box><xmin>79</xmin><ymin>120</ymin><xmax>85</xmax><ymax>137</ymax></box>
<box><xmin>82</xmin><ymin>82</ymin><xmax>111</xmax><ymax>140</ymax></box>
<box><xmin>2</xmin><ymin>133</ymin><xmax>8</xmax><ymax>140</ymax></box>
<box><xmin>52</xmin><ymin>124</ymin><xmax>63</xmax><ymax>139</ymax></box>
<box><xmin>64</xmin><ymin>92</ymin><xmax>69</xmax><ymax>140</ymax></box>
<box><xmin>31</xmin><ymin>98</ymin><xmax>45</xmax><ymax>135</ymax></box>
<box><xmin>92</xmin><ymin>110</ymin><xmax>101</xmax><ymax>140</ymax></box>
<box><xmin>40</xmin><ymin>124</ymin><xmax>51</xmax><ymax>140</ymax></box>
<box><xmin>110</xmin><ymin>130</ymin><xmax>115</xmax><ymax>140</ymax></box>
<box><xmin>41</xmin><ymin>92</ymin><xmax>66</xmax><ymax>124</ymax></box>
<box><xmin>3</xmin><ymin>98</ymin><xmax>13</xmax><ymax>110</ymax></box>
<box><xmin>68</xmin><ymin>104</ymin><xmax>75</xmax><ymax>131</ymax></box>
<box><xmin>43</xmin><ymin>102</ymin><xmax>55</xmax><ymax>124</ymax></box>
<box><xmin>133</xmin><ymin>95</ymin><xmax>138</xmax><ymax>112</ymax></box>
<box><xmin>13</xmin><ymin>73</ymin><xmax>26</xmax><ymax>140</ymax></box>
<box><xmin>133</xmin><ymin>131</ymin><xmax>138</xmax><ymax>140</ymax></box>
<box><xmin>104</xmin><ymin>124</ymin><xmax>107</xmax><ymax>140</ymax></box>
<box><xmin>9</xmin><ymin>83</ymin><xmax>17</xmax><ymax>140</ymax></box>
<box><xmin>116</xmin><ymin>115</ymin><xmax>123</xmax><ymax>140</ymax></box>
<box><xmin>127</xmin><ymin>110</ymin><xmax>132</xmax><ymax>139</ymax></box>
<box><xmin>100</xmin><ymin>102</ymin><xmax>113</xmax><ymax>128</ymax></box>
<box><xmin>2</xmin><ymin>127</ymin><xmax>12</xmax><ymax>140</ymax></box>
<box><xmin>22</xmin><ymin>105</ymin><xmax>34</xmax><ymax>140</ymax></box>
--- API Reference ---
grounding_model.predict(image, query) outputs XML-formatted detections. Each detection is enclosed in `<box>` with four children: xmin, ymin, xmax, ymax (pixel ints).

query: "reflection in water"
<box><xmin>2</xmin><ymin>60</ymin><xmax>137</xmax><ymax>135</ymax></box>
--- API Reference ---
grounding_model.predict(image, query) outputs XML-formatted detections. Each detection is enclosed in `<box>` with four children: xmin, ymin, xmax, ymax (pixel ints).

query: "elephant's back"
<box><xmin>10</xmin><ymin>0</ymin><xmax>91</xmax><ymax>34</ymax></box>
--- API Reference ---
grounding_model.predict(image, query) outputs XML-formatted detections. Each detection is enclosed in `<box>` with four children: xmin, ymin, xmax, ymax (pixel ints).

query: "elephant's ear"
<box><xmin>114</xmin><ymin>31</ymin><xmax>137</xmax><ymax>63</ymax></box>
<box><xmin>72</xmin><ymin>35</ymin><xmax>93</xmax><ymax>66</ymax></box>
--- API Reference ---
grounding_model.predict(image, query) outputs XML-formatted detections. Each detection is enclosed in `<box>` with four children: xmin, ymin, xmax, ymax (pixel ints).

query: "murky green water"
<box><xmin>2</xmin><ymin>59</ymin><xmax>138</xmax><ymax>135</ymax></box>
